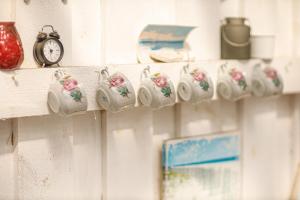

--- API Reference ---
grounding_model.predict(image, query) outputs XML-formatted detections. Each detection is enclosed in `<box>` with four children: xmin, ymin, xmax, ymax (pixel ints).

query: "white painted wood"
<box><xmin>274</xmin><ymin>0</ymin><xmax>294</xmax><ymax>58</ymax></box>
<box><xmin>15</xmin><ymin>111</ymin><xmax>102</xmax><ymax>200</ymax></box>
<box><xmin>241</xmin><ymin>96</ymin><xmax>296</xmax><ymax>199</ymax></box>
<box><xmin>290</xmin><ymin>95</ymin><xmax>300</xmax><ymax>188</ymax></box>
<box><xmin>220</xmin><ymin>0</ymin><xmax>244</xmax><ymax>19</ymax></box>
<box><xmin>176</xmin><ymin>100</ymin><xmax>238</xmax><ymax>137</ymax></box>
<box><xmin>0</xmin><ymin>0</ymin><xmax>14</xmax><ymax>21</ymax></box>
<box><xmin>71</xmin><ymin>0</ymin><xmax>102</xmax><ymax>66</ymax></box>
<box><xmin>0</xmin><ymin>119</ymin><xmax>16</xmax><ymax>200</ymax></box>
<box><xmin>104</xmin><ymin>107</ymin><xmax>154</xmax><ymax>200</ymax></box>
<box><xmin>292</xmin><ymin>0</ymin><xmax>300</xmax><ymax>58</ymax></box>
<box><xmin>270</xmin><ymin>58</ymin><xmax>300</xmax><ymax>95</ymax></box>
<box><xmin>175</xmin><ymin>0</ymin><xmax>221</xmax><ymax>59</ymax></box>
<box><xmin>243</xmin><ymin>0</ymin><xmax>276</xmax><ymax>35</ymax></box>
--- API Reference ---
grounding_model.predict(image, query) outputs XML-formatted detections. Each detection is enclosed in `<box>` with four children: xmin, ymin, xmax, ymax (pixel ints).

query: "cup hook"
<box><xmin>100</xmin><ymin>66</ymin><xmax>110</xmax><ymax>80</ymax></box>
<box><xmin>183</xmin><ymin>63</ymin><xmax>189</xmax><ymax>74</ymax></box>
<box><xmin>141</xmin><ymin>65</ymin><xmax>151</xmax><ymax>80</ymax></box>
<box><xmin>284</xmin><ymin>61</ymin><xmax>292</xmax><ymax>73</ymax></box>
<box><xmin>11</xmin><ymin>71</ymin><xmax>18</xmax><ymax>86</ymax></box>
<box><xmin>220</xmin><ymin>62</ymin><xmax>228</xmax><ymax>73</ymax></box>
<box><xmin>54</xmin><ymin>69</ymin><xmax>66</xmax><ymax>80</ymax></box>
<box><xmin>253</xmin><ymin>62</ymin><xmax>262</xmax><ymax>70</ymax></box>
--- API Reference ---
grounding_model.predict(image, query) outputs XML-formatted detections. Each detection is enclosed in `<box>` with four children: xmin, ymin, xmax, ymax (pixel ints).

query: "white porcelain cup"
<box><xmin>251</xmin><ymin>35</ymin><xmax>275</xmax><ymax>60</ymax></box>
<box><xmin>251</xmin><ymin>64</ymin><xmax>283</xmax><ymax>97</ymax></box>
<box><xmin>48</xmin><ymin>70</ymin><xmax>88</xmax><ymax>116</ymax></box>
<box><xmin>138</xmin><ymin>66</ymin><xmax>176</xmax><ymax>109</ymax></box>
<box><xmin>177</xmin><ymin>65</ymin><xmax>214</xmax><ymax>103</ymax></box>
<box><xmin>96</xmin><ymin>68</ymin><xmax>136</xmax><ymax>112</ymax></box>
<box><xmin>217</xmin><ymin>63</ymin><xmax>249</xmax><ymax>101</ymax></box>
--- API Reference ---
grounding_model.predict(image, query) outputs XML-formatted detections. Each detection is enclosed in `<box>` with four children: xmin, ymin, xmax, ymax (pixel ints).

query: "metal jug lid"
<box><xmin>225</xmin><ymin>17</ymin><xmax>247</xmax><ymax>25</ymax></box>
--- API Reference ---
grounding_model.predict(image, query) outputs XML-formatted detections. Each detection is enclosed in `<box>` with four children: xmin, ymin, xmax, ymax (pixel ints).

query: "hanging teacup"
<box><xmin>48</xmin><ymin>70</ymin><xmax>88</xmax><ymax>116</ymax></box>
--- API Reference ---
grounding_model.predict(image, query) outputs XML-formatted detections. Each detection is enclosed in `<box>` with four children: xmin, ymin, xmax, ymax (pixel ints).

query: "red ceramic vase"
<box><xmin>0</xmin><ymin>22</ymin><xmax>24</xmax><ymax>70</ymax></box>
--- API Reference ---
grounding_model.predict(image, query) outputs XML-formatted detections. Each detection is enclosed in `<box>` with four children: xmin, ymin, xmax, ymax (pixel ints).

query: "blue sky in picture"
<box><xmin>163</xmin><ymin>135</ymin><xmax>240</xmax><ymax>168</ymax></box>
<box><xmin>139</xmin><ymin>24</ymin><xmax>196</xmax><ymax>50</ymax></box>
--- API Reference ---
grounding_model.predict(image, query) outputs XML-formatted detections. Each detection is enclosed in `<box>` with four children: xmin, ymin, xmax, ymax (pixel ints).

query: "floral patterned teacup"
<box><xmin>251</xmin><ymin>63</ymin><xmax>283</xmax><ymax>97</ymax></box>
<box><xmin>138</xmin><ymin>66</ymin><xmax>176</xmax><ymax>109</ymax></box>
<box><xmin>96</xmin><ymin>67</ymin><xmax>136</xmax><ymax>112</ymax></box>
<box><xmin>48</xmin><ymin>70</ymin><xmax>88</xmax><ymax>116</ymax></box>
<box><xmin>177</xmin><ymin>65</ymin><xmax>214</xmax><ymax>103</ymax></box>
<box><xmin>217</xmin><ymin>63</ymin><xmax>250</xmax><ymax>101</ymax></box>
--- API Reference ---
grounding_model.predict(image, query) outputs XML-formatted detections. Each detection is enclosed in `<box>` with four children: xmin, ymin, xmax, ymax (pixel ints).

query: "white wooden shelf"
<box><xmin>0</xmin><ymin>58</ymin><xmax>299</xmax><ymax>119</ymax></box>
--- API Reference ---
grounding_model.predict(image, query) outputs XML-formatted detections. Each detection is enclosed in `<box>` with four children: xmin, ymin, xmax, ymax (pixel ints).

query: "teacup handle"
<box><xmin>54</xmin><ymin>69</ymin><xmax>67</xmax><ymax>80</ymax></box>
<box><xmin>140</xmin><ymin>66</ymin><xmax>151</xmax><ymax>81</ymax></box>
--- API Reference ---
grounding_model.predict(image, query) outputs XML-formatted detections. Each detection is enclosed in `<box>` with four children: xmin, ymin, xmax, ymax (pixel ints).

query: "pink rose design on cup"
<box><xmin>109</xmin><ymin>75</ymin><xmax>125</xmax><ymax>87</ymax></box>
<box><xmin>231</xmin><ymin>69</ymin><xmax>244</xmax><ymax>81</ymax></box>
<box><xmin>191</xmin><ymin>69</ymin><xmax>210</xmax><ymax>91</ymax></box>
<box><xmin>60</xmin><ymin>77</ymin><xmax>82</xmax><ymax>102</ymax></box>
<box><xmin>230</xmin><ymin>68</ymin><xmax>247</xmax><ymax>90</ymax></box>
<box><xmin>63</xmin><ymin>79</ymin><xmax>78</xmax><ymax>91</ymax></box>
<box><xmin>265</xmin><ymin>68</ymin><xmax>277</xmax><ymax>79</ymax></box>
<box><xmin>109</xmin><ymin>74</ymin><xmax>130</xmax><ymax>97</ymax></box>
<box><xmin>151</xmin><ymin>73</ymin><xmax>172</xmax><ymax>97</ymax></box>
<box><xmin>153</xmin><ymin>75</ymin><xmax>168</xmax><ymax>88</ymax></box>
<box><xmin>192</xmin><ymin>70</ymin><xmax>206</xmax><ymax>81</ymax></box>
<box><xmin>264</xmin><ymin>67</ymin><xmax>281</xmax><ymax>87</ymax></box>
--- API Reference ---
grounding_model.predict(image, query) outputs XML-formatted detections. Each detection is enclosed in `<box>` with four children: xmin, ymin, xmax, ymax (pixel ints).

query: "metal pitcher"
<box><xmin>221</xmin><ymin>17</ymin><xmax>251</xmax><ymax>59</ymax></box>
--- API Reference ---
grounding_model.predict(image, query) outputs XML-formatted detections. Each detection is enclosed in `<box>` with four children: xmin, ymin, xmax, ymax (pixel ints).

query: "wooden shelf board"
<box><xmin>0</xmin><ymin>58</ymin><xmax>298</xmax><ymax>119</ymax></box>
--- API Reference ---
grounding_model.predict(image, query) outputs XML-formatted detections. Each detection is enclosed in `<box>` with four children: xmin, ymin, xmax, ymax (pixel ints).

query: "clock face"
<box><xmin>43</xmin><ymin>39</ymin><xmax>63</xmax><ymax>63</ymax></box>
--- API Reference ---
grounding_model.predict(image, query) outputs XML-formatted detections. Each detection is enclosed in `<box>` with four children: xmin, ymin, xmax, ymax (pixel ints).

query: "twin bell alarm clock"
<box><xmin>33</xmin><ymin>25</ymin><xmax>64</xmax><ymax>67</ymax></box>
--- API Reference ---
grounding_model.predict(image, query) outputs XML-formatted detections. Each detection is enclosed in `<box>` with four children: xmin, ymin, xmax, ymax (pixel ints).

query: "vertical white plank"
<box><xmin>102</xmin><ymin>0</ymin><xmax>176</xmax><ymax>64</ymax></box>
<box><xmin>71</xmin><ymin>0</ymin><xmax>102</xmax><ymax>66</ymax></box>
<box><xmin>242</xmin><ymin>96</ymin><xmax>295</xmax><ymax>199</ymax></box>
<box><xmin>72</xmin><ymin>112</ymin><xmax>102</xmax><ymax>200</ymax></box>
<box><xmin>15</xmin><ymin>0</ymin><xmax>72</xmax><ymax>68</ymax></box>
<box><xmin>0</xmin><ymin>0</ymin><xmax>14</xmax><ymax>21</ymax></box>
<box><xmin>105</xmin><ymin>107</ymin><xmax>154</xmax><ymax>200</ymax></box>
<box><xmin>274</xmin><ymin>0</ymin><xmax>294</xmax><ymax>58</ymax></box>
<box><xmin>0</xmin><ymin>120</ymin><xmax>16</xmax><ymax>200</ymax></box>
<box><xmin>220</xmin><ymin>0</ymin><xmax>244</xmax><ymax>18</ymax></box>
<box><xmin>290</xmin><ymin>95</ymin><xmax>300</xmax><ymax>186</ymax></box>
<box><xmin>16</xmin><ymin>112</ymin><xmax>102</xmax><ymax>200</ymax></box>
<box><xmin>292</xmin><ymin>0</ymin><xmax>300</xmax><ymax>57</ymax></box>
<box><xmin>243</xmin><ymin>0</ymin><xmax>276</xmax><ymax>35</ymax></box>
<box><xmin>175</xmin><ymin>0</ymin><xmax>221</xmax><ymax>59</ymax></box>
<box><xmin>152</xmin><ymin>107</ymin><xmax>175</xmax><ymax>200</ymax></box>
<box><xmin>176</xmin><ymin>100</ymin><xmax>238</xmax><ymax>137</ymax></box>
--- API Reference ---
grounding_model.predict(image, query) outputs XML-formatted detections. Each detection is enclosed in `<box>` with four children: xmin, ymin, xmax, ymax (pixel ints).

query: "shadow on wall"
<box><xmin>0</xmin><ymin>119</ymin><xmax>14</xmax><ymax>155</ymax></box>
<box><xmin>178</xmin><ymin>100</ymin><xmax>238</xmax><ymax>137</ymax></box>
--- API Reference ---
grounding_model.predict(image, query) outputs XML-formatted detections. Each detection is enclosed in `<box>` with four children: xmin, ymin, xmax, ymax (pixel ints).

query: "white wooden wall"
<box><xmin>0</xmin><ymin>0</ymin><xmax>299</xmax><ymax>200</ymax></box>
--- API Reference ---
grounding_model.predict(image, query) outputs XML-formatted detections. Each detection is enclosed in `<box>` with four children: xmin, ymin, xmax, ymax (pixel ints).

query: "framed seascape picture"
<box><xmin>137</xmin><ymin>24</ymin><xmax>196</xmax><ymax>63</ymax></box>
<box><xmin>162</xmin><ymin>133</ymin><xmax>241</xmax><ymax>200</ymax></box>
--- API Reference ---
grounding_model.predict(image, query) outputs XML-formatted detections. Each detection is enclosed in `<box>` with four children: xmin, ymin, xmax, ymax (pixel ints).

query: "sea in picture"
<box><xmin>162</xmin><ymin>134</ymin><xmax>240</xmax><ymax>200</ymax></box>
